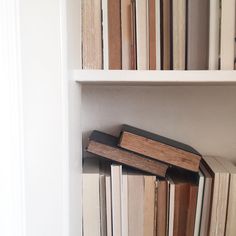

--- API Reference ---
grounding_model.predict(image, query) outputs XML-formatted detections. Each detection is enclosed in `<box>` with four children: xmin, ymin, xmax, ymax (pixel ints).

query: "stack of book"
<box><xmin>82</xmin><ymin>0</ymin><xmax>236</xmax><ymax>70</ymax></box>
<box><xmin>82</xmin><ymin>125</ymin><xmax>236</xmax><ymax>236</ymax></box>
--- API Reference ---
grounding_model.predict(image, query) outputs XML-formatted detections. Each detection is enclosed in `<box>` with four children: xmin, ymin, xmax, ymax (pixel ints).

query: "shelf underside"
<box><xmin>72</xmin><ymin>70</ymin><xmax>236</xmax><ymax>86</ymax></box>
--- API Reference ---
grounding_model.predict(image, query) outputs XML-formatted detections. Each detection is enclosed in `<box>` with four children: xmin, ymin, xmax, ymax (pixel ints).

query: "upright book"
<box><xmin>119</xmin><ymin>125</ymin><xmax>201</xmax><ymax>172</ymax></box>
<box><xmin>108</xmin><ymin>0</ymin><xmax>122</xmax><ymax>69</ymax></box>
<box><xmin>87</xmin><ymin>130</ymin><xmax>168</xmax><ymax>177</ymax></box>
<box><xmin>149</xmin><ymin>0</ymin><xmax>156</xmax><ymax>70</ymax></box>
<box><xmin>82</xmin><ymin>0</ymin><xmax>102</xmax><ymax>69</ymax></box>
<box><xmin>203</xmin><ymin>156</ymin><xmax>229</xmax><ymax>236</ymax></box>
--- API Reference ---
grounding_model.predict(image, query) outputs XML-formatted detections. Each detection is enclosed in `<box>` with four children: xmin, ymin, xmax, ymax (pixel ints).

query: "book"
<box><xmin>102</xmin><ymin>0</ymin><xmax>109</xmax><ymax>69</ymax></box>
<box><xmin>122</xmin><ymin>170</ymin><xmax>128</xmax><ymax>236</ymax></box>
<box><xmin>105</xmin><ymin>175</ymin><xmax>112</xmax><ymax>236</ymax></box>
<box><xmin>87</xmin><ymin>130</ymin><xmax>168</xmax><ymax>177</ymax></box>
<box><xmin>136</xmin><ymin>0</ymin><xmax>149</xmax><ymax>69</ymax></box>
<box><xmin>215</xmin><ymin>157</ymin><xmax>236</xmax><ymax>235</ymax></box>
<box><xmin>155</xmin><ymin>0</ymin><xmax>161</xmax><ymax>70</ymax></box>
<box><xmin>108</xmin><ymin>0</ymin><xmax>122</xmax><ymax>69</ymax></box>
<box><xmin>168</xmin><ymin>178</ymin><xmax>175</xmax><ymax>236</ymax></box>
<box><xmin>220</xmin><ymin>0</ymin><xmax>236</xmax><ymax>70</ymax></box>
<box><xmin>187</xmin><ymin>0</ymin><xmax>209</xmax><ymax>70</ymax></box>
<box><xmin>149</xmin><ymin>0</ymin><xmax>156</xmax><ymax>70</ymax></box>
<box><xmin>121</xmin><ymin>0</ymin><xmax>132</xmax><ymax>69</ymax></box>
<box><xmin>208</xmin><ymin>0</ymin><xmax>220</xmax><ymax>70</ymax></box>
<box><xmin>156</xmin><ymin>179</ymin><xmax>168</xmax><ymax>236</ymax></box>
<box><xmin>82</xmin><ymin>0</ymin><xmax>102</xmax><ymax>69</ymax></box>
<box><xmin>161</xmin><ymin>0</ymin><xmax>172</xmax><ymax>70</ymax></box>
<box><xmin>128</xmin><ymin>173</ymin><xmax>144</xmax><ymax>236</ymax></box>
<box><xmin>82</xmin><ymin>158</ymin><xmax>101</xmax><ymax>236</ymax></box>
<box><xmin>193</xmin><ymin>170</ymin><xmax>204</xmax><ymax>236</ymax></box>
<box><xmin>143</xmin><ymin>175</ymin><xmax>156</xmax><ymax>236</ymax></box>
<box><xmin>99</xmin><ymin>174</ymin><xmax>107</xmax><ymax>236</ymax></box>
<box><xmin>172</xmin><ymin>0</ymin><xmax>186</xmax><ymax>70</ymax></box>
<box><xmin>203</xmin><ymin>156</ymin><xmax>230</xmax><ymax>236</ymax></box>
<box><xmin>119</xmin><ymin>125</ymin><xmax>201</xmax><ymax>172</ymax></box>
<box><xmin>199</xmin><ymin>162</ymin><xmax>213</xmax><ymax>236</ymax></box>
<box><xmin>111</xmin><ymin>164</ymin><xmax>122</xmax><ymax>236</ymax></box>
<box><xmin>169</xmin><ymin>169</ymin><xmax>198</xmax><ymax>236</ymax></box>
<box><xmin>130</xmin><ymin>0</ymin><xmax>137</xmax><ymax>69</ymax></box>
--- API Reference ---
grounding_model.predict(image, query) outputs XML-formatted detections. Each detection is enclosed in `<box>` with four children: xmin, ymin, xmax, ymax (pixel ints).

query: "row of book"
<box><xmin>82</xmin><ymin>125</ymin><xmax>236</xmax><ymax>236</ymax></box>
<box><xmin>82</xmin><ymin>0</ymin><xmax>236</xmax><ymax>70</ymax></box>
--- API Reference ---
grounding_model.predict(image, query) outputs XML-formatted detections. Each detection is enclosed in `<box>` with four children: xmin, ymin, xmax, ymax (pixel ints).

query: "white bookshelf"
<box><xmin>16</xmin><ymin>0</ymin><xmax>236</xmax><ymax>236</ymax></box>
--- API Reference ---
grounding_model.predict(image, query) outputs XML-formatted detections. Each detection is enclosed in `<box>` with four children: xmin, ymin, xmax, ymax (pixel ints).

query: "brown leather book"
<box><xmin>119</xmin><ymin>125</ymin><xmax>201</xmax><ymax>172</ymax></box>
<box><xmin>156</xmin><ymin>179</ymin><xmax>168</xmax><ymax>236</ymax></box>
<box><xmin>86</xmin><ymin>131</ymin><xmax>168</xmax><ymax>177</ymax></box>
<box><xmin>170</xmin><ymin>169</ymin><xmax>198</xmax><ymax>236</ymax></box>
<box><xmin>161</xmin><ymin>0</ymin><xmax>172</xmax><ymax>69</ymax></box>
<box><xmin>149</xmin><ymin>0</ymin><xmax>156</xmax><ymax>70</ymax></box>
<box><xmin>108</xmin><ymin>0</ymin><xmax>122</xmax><ymax>69</ymax></box>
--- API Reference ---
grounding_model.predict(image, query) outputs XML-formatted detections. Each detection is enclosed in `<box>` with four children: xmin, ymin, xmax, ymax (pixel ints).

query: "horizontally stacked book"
<box><xmin>82</xmin><ymin>125</ymin><xmax>236</xmax><ymax>236</ymax></box>
<box><xmin>82</xmin><ymin>0</ymin><xmax>236</xmax><ymax>70</ymax></box>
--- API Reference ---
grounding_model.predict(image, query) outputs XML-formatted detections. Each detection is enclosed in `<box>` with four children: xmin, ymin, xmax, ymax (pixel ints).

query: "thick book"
<box><xmin>82</xmin><ymin>158</ymin><xmax>101</xmax><ymax>236</ymax></box>
<box><xmin>203</xmin><ymin>156</ymin><xmax>229</xmax><ymax>236</ymax></box>
<box><xmin>119</xmin><ymin>125</ymin><xmax>201</xmax><ymax>172</ymax></box>
<box><xmin>82</xmin><ymin>0</ymin><xmax>102</xmax><ymax>69</ymax></box>
<box><xmin>220</xmin><ymin>0</ymin><xmax>236</xmax><ymax>70</ymax></box>
<box><xmin>169</xmin><ymin>169</ymin><xmax>198</xmax><ymax>236</ymax></box>
<box><xmin>172</xmin><ymin>0</ymin><xmax>186</xmax><ymax>70</ymax></box>
<box><xmin>187</xmin><ymin>0</ymin><xmax>209</xmax><ymax>70</ymax></box>
<box><xmin>108</xmin><ymin>0</ymin><xmax>122</xmax><ymax>69</ymax></box>
<box><xmin>121</xmin><ymin>0</ymin><xmax>132</xmax><ymax>69</ymax></box>
<box><xmin>215</xmin><ymin>157</ymin><xmax>236</xmax><ymax>235</ymax></box>
<box><xmin>87</xmin><ymin>130</ymin><xmax>168</xmax><ymax>177</ymax></box>
<box><xmin>161</xmin><ymin>0</ymin><xmax>172</xmax><ymax>70</ymax></box>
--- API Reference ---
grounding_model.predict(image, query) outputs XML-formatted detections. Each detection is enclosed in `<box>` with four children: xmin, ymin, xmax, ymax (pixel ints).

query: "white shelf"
<box><xmin>72</xmin><ymin>70</ymin><xmax>236</xmax><ymax>85</ymax></box>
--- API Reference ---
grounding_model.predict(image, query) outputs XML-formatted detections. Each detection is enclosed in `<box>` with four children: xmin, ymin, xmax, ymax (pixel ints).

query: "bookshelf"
<box><xmin>17</xmin><ymin>0</ymin><xmax>236</xmax><ymax>235</ymax></box>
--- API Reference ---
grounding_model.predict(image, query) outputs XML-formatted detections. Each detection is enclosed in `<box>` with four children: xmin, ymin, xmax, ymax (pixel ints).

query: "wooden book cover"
<box><xmin>119</xmin><ymin>125</ymin><xmax>201</xmax><ymax>172</ymax></box>
<box><xmin>199</xmin><ymin>162</ymin><xmax>213</xmax><ymax>236</ymax></box>
<box><xmin>149</xmin><ymin>0</ymin><xmax>156</xmax><ymax>70</ymax></box>
<box><xmin>121</xmin><ymin>0</ymin><xmax>132</xmax><ymax>69</ymax></box>
<box><xmin>215</xmin><ymin>157</ymin><xmax>236</xmax><ymax>235</ymax></box>
<box><xmin>82</xmin><ymin>0</ymin><xmax>102</xmax><ymax>69</ymax></box>
<box><xmin>220</xmin><ymin>0</ymin><xmax>236</xmax><ymax>70</ymax></box>
<box><xmin>172</xmin><ymin>0</ymin><xmax>186</xmax><ymax>70</ymax></box>
<box><xmin>156</xmin><ymin>179</ymin><xmax>168</xmax><ymax>236</ymax></box>
<box><xmin>187</xmin><ymin>0</ymin><xmax>209</xmax><ymax>70</ymax></box>
<box><xmin>144</xmin><ymin>175</ymin><xmax>156</xmax><ymax>236</ymax></box>
<box><xmin>136</xmin><ymin>0</ymin><xmax>149</xmax><ymax>69</ymax></box>
<box><xmin>161</xmin><ymin>0</ymin><xmax>172</xmax><ymax>70</ymax></box>
<box><xmin>87</xmin><ymin>130</ymin><xmax>168</xmax><ymax>177</ymax></box>
<box><xmin>108</xmin><ymin>0</ymin><xmax>122</xmax><ymax>69</ymax></box>
<box><xmin>203</xmin><ymin>156</ymin><xmax>230</xmax><ymax>236</ymax></box>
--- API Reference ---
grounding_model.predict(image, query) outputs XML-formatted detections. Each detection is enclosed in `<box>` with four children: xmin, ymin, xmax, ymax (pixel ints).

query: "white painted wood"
<box><xmin>0</xmin><ymin>0</ymin><xmax>25</xmax><ymax>235</ymax></box>
<box><xmin>72</xmin><ymin>70</ymin><xmax>236</xmax><ymax>85</ymax></box>
<box><xmin>20</xmin><ymin>0</ymin><xmax>71</xmax><ymax>235</ymax></box>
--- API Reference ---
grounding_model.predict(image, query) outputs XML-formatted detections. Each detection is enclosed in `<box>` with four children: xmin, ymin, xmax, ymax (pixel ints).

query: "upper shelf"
<box><xmin>71</xmin><ymin>70</ymin><xmax>236</xmax><ymax>86</ymax></box>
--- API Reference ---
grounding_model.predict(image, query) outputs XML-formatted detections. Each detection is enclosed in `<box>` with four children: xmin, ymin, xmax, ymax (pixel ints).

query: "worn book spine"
<box><xmin>108</xmin><ymin>0</ymin><xmax>122</xmax><ymax>69</ymax></box>
<box><xmin>149</xmin><ymin>0</ymin><xmax>156</xmax><ymax>70</ymax></box>
<box><xmin>82</xmin><ymin>0</ymin><xmax>102</xmax><ymax>69</ymax></box>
